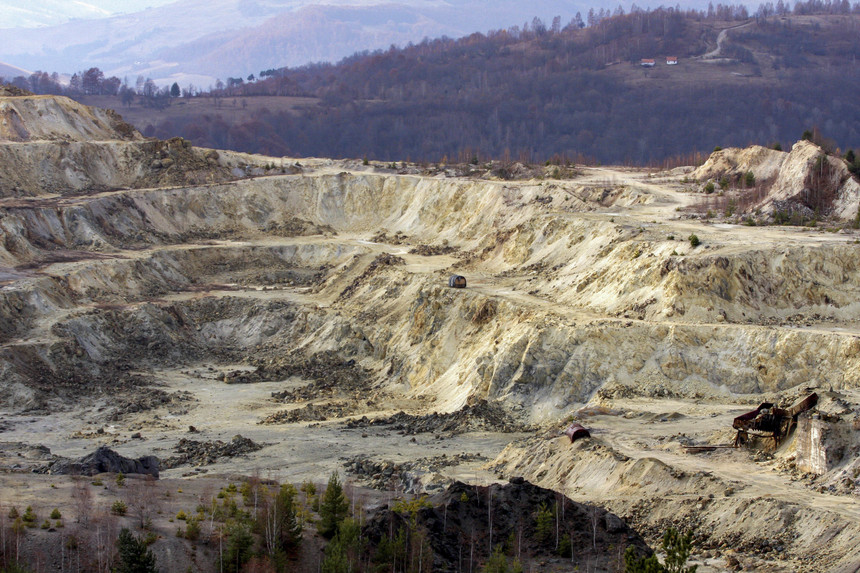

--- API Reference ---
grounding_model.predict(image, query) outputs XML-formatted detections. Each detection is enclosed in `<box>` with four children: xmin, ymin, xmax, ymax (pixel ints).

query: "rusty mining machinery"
<box><xmin>733</xmin><ymin>392</ymin><xmax>818</xmax><ymax>448</ymax></box>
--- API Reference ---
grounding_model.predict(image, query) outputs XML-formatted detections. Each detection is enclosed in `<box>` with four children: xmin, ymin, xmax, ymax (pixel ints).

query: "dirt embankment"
<box><xmin>3</xmin><ymin>94</ymin><xmax>860</xmax><ymax>572</ymax></box>
<box><xmin>692</xmin><ymin>140</ymin><xmax>860</xmax><ymax>220</ymax></box>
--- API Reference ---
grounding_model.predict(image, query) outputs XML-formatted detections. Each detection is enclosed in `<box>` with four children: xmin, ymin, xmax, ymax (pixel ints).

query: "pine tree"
<box><xmin>534</xmin><ymin>503</ymin><xmax>553</xmax><ymax>545</ymax></box>
<box><xmin>224</xmin><ymin>522</ymin><xmax>254</xmax><ymax>573</ymax></box>
<box><xmin>115</xmin><ymin>528</ymin><xmax>158</xmax><ymax>573</ymax></box>
<box><xmin>322</xmin><ymin>518</ymin><xmax>362</xmax><ymax>573</ymax></box>
<box><xmin>278</xmin><ymin>483</ymin><xmax>302</xmax><ymax>551</ymax></box>
<box><xmin>662</xmin><ymin>528</ymin><xmax>697</xmax><ymax>573</ymax></box>
<box><xmin>318</xmin><ymin>472</ymin><xmax>350</xmax><ymax>538</ymax></box>
<box><xmin>624</xmin><ymin>527</ymin><xmax>697</xmax><ymax>573</ymax></box>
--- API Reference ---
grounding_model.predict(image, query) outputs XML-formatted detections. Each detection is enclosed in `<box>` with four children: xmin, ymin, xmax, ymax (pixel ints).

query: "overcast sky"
<box><xmin>0</xmin><ymin>0</ymin><xmax>177</xmax><ymax>28</ymax></box>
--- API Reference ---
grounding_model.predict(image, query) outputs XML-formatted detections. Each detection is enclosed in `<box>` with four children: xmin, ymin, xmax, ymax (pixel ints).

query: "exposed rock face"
<box><xmin>0</xmin><ymin>94</ymin><xmax>285</xmax><ymax>197</ymax></box>
<box><xmin>795</xmin><ymin>412</ymin><xmax>856</xmax><ymax>475</ymax></box>
<box><xmin>766</xmin><ymin>140</ymin><xmax>860</xmax><ymax>220</ymax></box>
<box><xmin>692</xmin><ymin>144</ymin><xmax>787</xmax><ymax>182</ymax></box>
<box><xmin>0</xmin><ymin>95</ymin><xmax>140</xmax><ymax>143</ymax></box>
<box><xmin>46</xmin><ymin>446</ymin><xmax>159</xmax><ymax>477</ymax></box>
<box><xmin>4</xmin><ymin>92</ymin><xmax>860</xmax><ymax>573</ymax></box>
<box><xmin>692</xmin><ymin>140</ymin><xmax>860</xmax><ymax>220</ymax></box>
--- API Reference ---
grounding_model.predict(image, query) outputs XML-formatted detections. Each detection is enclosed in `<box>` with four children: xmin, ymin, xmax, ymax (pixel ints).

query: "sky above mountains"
<box><xmin>0</xmin><ymin>0</ymin><xmax>176</xmax><ymax>28</ymax></box>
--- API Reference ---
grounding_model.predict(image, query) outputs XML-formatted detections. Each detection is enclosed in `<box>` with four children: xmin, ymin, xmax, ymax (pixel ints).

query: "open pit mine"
<box><xmin>1</xmin><ymin>90</ymin><xmax>860</xmax><ymax>572</ymax></box>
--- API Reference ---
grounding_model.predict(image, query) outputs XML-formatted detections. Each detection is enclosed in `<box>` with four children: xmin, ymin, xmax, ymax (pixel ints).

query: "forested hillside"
<box><xmin>9</xmin><ymin>4</ymin><xmax>860</xmax><ymax>165</ymax></box>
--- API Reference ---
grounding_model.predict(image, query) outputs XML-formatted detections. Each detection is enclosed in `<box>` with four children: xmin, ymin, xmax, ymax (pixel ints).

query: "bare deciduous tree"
<box><xmin>125</xmin><ymin>475</ymin><xmax>159</xmax><ymax>530</ymax></box>
<box><xmin>72</xmin><ymin>478</ymin><xmax>93</xmax><ymax>526</ymax></box>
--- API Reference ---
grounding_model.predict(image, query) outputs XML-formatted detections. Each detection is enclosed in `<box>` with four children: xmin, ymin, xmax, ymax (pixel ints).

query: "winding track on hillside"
<box><xmin>700</xmin><ymin>19</ymin><xmax>755</xmax><ymax>59</ymax></box>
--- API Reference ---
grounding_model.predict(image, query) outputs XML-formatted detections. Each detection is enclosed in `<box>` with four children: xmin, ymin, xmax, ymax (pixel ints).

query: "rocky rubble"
<box><xmin>342</xmin><ymin>452</ymin><xmax>486</xmax><ymax>492</ymax></box>
<box><xmin>0</xmin><ymin>442</ymin><xmax>56</xmax><ymax>471</ymax></box>
<box><xmin>260</xmin><ymin>217</ymin><xmax>336</xmax><ymax>237</ymax></box>
<box><xmin>339</xmin><ymin>253</ymin><xmax>405</xmax><ymax>299</ymax></box>
<box><xmin>107</xmin><ymin>388</ymin><xmax>195</xmax><ymax>421</ymax></box>
<box><xmin>370</xmin><ymin>230</ymin><xmax>409</xmax><ymax>244</ymax></box>
<box><xmin>161</xmin><ymin>435</ymin><xmax>266</xmax><ymax>469</ymax></box>
<box><xmin>259</xmin><ymin>402</ymin><xmax>351</xmax><ymax>425</ymax></box>
<box><xmin>42</xmin><ymin>445</ymin><xmax>159</xmax><ymax>477</ymax></box>
<box><xmin>408</xmin><ymin>243</ymin><xmax>459</xmax><ymax>256</ymax></box>
<box><xmin>264</xmin><ymin>351</ymin><xmax>374</xmax><ymax>401</ymax></box>
<box><xmin>345</xmin><ymin>399</ymin><xmax>535</xmax><ymax>435</ymax></box>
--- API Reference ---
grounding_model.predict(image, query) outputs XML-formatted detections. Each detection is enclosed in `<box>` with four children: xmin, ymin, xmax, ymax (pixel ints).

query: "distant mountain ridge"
<box><xmin>0</xmin><ymin>0</ymin><xmax>174</xmax><ymax>28</ymax></box>
<box><xmin>114</xmin><ymin>10</ymin><xmax>860</xmax><ymax>165</ymax></box>
<box><xmin>0</xmin><ymin>61</ymin><xmax>31</xmax><ymax>79</ymax></box>
<box><xmin>0</xmin><ymin>0</ymin><xmax>721</xmax><ymax>86</ymax></box>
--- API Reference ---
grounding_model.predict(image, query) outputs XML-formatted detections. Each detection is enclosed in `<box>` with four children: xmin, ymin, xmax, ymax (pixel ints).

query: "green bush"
<box><xmin>556</xmin><ymin>535</ymin><xmax>572</xmax><ymax>557</ymax></box>
<box><xmin>50</xmin><ymin>508</ymin><xmax>62</xmax><ymax>519</ymax></box>
<box><xmin>703</xmin><ymin>181</ymin><xmax>714</xmax><ymax>194</ymax></box>
<box><xmin>847</xmin><ymin>150</ymin><xmax>860</xmax><ymax>177</ymax></box>
<box><xmin>725</xmin><ymin>199</ymin><xmax>737</xmax><ymax>217</ymax></box>
<box><xmin>116</xmin><ymin>528</ymin><xmax>158</xmax><ymax>573</ymax></box>
<box><xmin>688</xmin><ymin>234</ymin><xmax>701</xmax><ymax>247</ymax></box>
<box><xmin>224</xmin><ymin>522</ymin><xmax>254</xmax><ymax>572</ymax></box>
<box><xmin>184</xmin><ymin>517</ymin><xmax>201</xmax><ymax>541</ymax></box>
<box><xmin>534</xmin><ymin>502</ymin><xmax>553</xmax><ymax>544</ymax></box>
<box><xmin>483</xmin><ymin>544</ymin><xmax>524</xmax><ymax>572</ymax></box>
<box><xmin>300</xmin><ymin>480</ymin><xmax>317</xmax><ymax>497</ymax></box>
<box><xmin>744</xmin><ymin>171</ymin><xmax>755</xmax><ymax>187</ymax></box>
<box><xmin>111</xmin><ymin>500</ymin><xmax>128</xmax><ymax>516</ymax></box>
<box><xmin>624</xmin><ymin>527</ymin><xmax>697</xmax><ymax>573</ymax></box>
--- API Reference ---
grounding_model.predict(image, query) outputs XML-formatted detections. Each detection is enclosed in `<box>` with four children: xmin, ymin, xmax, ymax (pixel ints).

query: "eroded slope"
<box><xmin>2</xmin><ymin>94</ymin><xmax>860</xmax><ymax>572</ymax></box>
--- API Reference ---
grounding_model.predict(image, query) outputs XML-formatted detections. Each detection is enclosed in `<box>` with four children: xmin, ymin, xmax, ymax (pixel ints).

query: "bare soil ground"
<box><xmin>2</xmin><ymin>96</ymin><xmax>860</xmax><ymax>571</ymax></box>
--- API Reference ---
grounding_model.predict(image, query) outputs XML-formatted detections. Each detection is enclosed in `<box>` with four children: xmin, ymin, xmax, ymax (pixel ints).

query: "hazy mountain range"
<box><xmin>0</xmin><ymin>0</ymin><xmax>175</xmax><ymax>28</ymax></box>
<box><xmin>1</xmin><ymin>0</ymin><xmax>737</xmax><ymax>87</ymax></box>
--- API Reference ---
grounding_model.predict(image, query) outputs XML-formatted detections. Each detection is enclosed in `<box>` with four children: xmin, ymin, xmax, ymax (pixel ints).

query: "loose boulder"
<box><xmin>46</xmin><ymin>446</ymin><xmax>159</xmax><ymax>478</ymax></box>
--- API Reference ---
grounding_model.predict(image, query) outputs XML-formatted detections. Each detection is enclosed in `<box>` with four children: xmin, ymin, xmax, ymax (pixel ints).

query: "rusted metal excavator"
<box><xmin>733</xmin><ymin>392</ymin><xmax>819</xmax><ymax>447</ymax></box>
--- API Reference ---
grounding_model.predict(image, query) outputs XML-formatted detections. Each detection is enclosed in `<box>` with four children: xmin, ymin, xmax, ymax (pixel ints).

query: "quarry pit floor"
<box><xmin>2</xmin><ymin>164</ymin><xmax>860</xmax><ymax>572</ymax></box>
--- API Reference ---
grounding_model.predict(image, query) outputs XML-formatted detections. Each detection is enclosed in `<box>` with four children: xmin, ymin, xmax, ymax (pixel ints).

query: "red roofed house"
<box><xmin>667</xmin><ymin>57</ymin><xmax>678</xmax><ymax>65</ymax></box>
<box><xmin>640</xmin><ymin>58</ymin><xmax>656</xmax><ymax>67</ymax></box>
